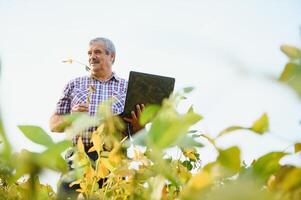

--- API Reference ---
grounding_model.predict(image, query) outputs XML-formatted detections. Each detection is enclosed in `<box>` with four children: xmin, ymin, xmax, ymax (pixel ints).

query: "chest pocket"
<box><xmin>70</xmin><ymin>87</ymin><xmax>88</xmax><ymax>107</ymax></box>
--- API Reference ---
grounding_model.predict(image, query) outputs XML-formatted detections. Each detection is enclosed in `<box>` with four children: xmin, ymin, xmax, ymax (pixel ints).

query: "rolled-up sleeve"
<box><xmin>55</xmin><ymin>81</ymin><xmax>73</xmax><ymax>115</ymax></box>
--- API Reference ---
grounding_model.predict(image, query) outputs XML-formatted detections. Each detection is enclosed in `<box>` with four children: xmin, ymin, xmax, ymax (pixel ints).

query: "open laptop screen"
<box><xmin>121</xmin><ymin>71</ymin><xmax>175</xmax><ymax>118</ymax></box>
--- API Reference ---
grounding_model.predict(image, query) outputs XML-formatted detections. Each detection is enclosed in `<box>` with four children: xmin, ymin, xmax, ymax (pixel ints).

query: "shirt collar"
<box><xmin>111</xmin><ymin>72</ymin><xmax>121</xmax><ymax>82</ymax></box>
<box><xmin>90</xmin><ymin>72</ymin><xmax>120</xmax><ymax>83</ymax></box>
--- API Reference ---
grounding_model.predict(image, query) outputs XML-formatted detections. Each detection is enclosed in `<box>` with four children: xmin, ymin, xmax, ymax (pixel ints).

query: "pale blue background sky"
<box><xmin>1</xmin><ymin>0</ymin><xmax>301</xmax><ymax>189</ymax></box>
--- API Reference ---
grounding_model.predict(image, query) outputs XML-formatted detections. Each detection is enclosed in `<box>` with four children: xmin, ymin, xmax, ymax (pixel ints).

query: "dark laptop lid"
<box><xmin>121</xmin><ymin>71</ymin><xmax>175</xmax><ymax>118</ymax></box>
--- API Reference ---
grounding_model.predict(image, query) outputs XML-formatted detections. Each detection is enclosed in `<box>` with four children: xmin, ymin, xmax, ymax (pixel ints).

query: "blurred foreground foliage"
<box><xmin>0</xmin><ymin>44</ymin><xmax>301</xmax><ymax>199</ymax></box>
<box><xmin>279</xmin><ymin>44</ymin><xmax>301</xmax><ymax>97</ymax></box>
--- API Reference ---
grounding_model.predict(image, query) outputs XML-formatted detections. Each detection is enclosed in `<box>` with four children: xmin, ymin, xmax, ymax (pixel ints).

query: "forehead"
<box><xmin>88</xmin><ymin>42</ymin><xmax>106</xmax><ymax>51</ymax></box>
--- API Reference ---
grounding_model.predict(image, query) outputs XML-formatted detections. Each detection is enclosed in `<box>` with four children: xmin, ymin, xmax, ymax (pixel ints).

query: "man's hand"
<box><xmin>71</xmin><ymin>103</ymin><xmax>89</xmax><ymax>113</ymax></box>
<box><xmin>49</xmin><ymin>114</ymin><xmax>68</xmax><ymax>132</ymax></box>
<box><xmin>123</xmin><ymin>104</ymin><xmax>145</xmax><ymax>133</ymax></box>
<box><xmin>50</xmin><ymin>103</ymin><xmax>89</xmax><ymax>132</ymax></box>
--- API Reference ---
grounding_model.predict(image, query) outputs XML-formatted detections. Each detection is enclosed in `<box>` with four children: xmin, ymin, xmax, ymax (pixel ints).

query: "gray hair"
<box><xmin>89</xmin><ymin>37</ymin><xmax>116</xmax><ymax>64</ymax></box>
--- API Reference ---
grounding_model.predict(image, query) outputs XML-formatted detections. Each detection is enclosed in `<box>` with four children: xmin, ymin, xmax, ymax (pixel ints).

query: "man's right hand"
<box><xmin>71</xmin><ymin>103</ymin><xmax>89</xmax><ymax>113</ymax></box>
<box><xmin>50</xmin><ymin>103</ymin><xmax>89</xmax><ymax>132</ymax></box>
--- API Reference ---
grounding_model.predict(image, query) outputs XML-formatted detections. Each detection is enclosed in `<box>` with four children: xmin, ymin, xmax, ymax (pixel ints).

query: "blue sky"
<box><xmin>1</xmin><ymin>0</ymin><xmax>301</xmax><ymax>189</ymax></box>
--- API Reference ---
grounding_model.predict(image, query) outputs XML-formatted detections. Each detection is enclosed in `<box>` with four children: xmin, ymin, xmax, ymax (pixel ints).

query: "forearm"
<box><xmin>49</xmin><ymin>114</ymin><xmax>67</xmax><ymax>132</ymax></box>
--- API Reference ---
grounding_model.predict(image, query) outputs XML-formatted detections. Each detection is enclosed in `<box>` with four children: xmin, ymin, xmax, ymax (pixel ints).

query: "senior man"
<box><xmin>50</xmin><ymin>37</ymin><xmax>143</xmax><ymax>198</ymax></box>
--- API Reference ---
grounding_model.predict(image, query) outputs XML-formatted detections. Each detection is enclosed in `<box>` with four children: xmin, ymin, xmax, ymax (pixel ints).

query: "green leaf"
<box><xmin>18</xmin><ymin>125</ymin><xmax>54</xmax><ymax>147</ymax></box>
<box><xmin>200</xmin><ymin>134</ymin><xmax>216</xmax><ymax>147</ymax></box>
<box><xmin>0</xmin><ymin>116</ymin><xmax>12</xmax><ymax>160</ymax></box>
<box><xmin>33</xmin><ymin>141</ymin><xmax>71</xmax><ymax>172</ymax></box>
<box><xmin>182</xmin><ymin>160</ymin><xmax>193</xmax><ymax>171</ymax></box>
<box><xmin>218</xmin><ymin>126</ymin><xmax>246</xmax><ymax>137</ymax></box>
<box><xmin>148</xmin><ymin>111</ymin><xmax>202</xmax><ymax>149</ymax></box>
<box><xmin>281</xmin><ymin>45</ymin><xmax>301</xmax><ymax>59</ymax></box>
<box><xmin>36</xmin><ymin>154</ymin><xmax>68</xmax><ymax>172</ymax></box>
<box><xmin>43</xmin><ymin>140</ymin><xmax>72</xmax><ymax>156</ymax></box>
<box><xmin>294</xmin><ymin>143</ymin><xmax>301</xmax><ymax>153</ymax></box>
<box><xmin>253</xmin><ymin>152</ymin><xmax>287</xmax><ymax>181</ymax></box>
<box><xmin>280</xmin><ymin>63</ymin><xmax>301</xmax><ymax>97</ymax></box>
<box><xmin>55</xmin><ymin>113</ymin><xmax>82</xmax><ymax>131</ymax></box>
<box><xmin>187</xmin><ymin>105</ymin><xmax>194</xmax><ymax>114</ymax></box>
<box><xmin>65</xmin><ymin>113</ymin><xmax>100</xmax><ymax>135</ymax></box>
<box><xmin>250</xmin><ymin>113</ymin><xmax>269</xmax><ymax>134</ymax></box>
<box><xmin>177</xmin><ymin>135</ymin><xmax>204</xmax><ymax>148</ymax></box>
<box><xmin>217</xmin><ymin>146</ymin><xmax>241</xmax><ymax>173</ymax></box>
<box><xmin>183</xmin><ymin>87</ymin><xmax>194</xmax><ymax>93</ymax></box>
<box><xmin>139</xmin><ymin>104</ymin><xmax>161</xmax><ymax>125</ymax></box>
<box><xmin>11</xmin><ymin>150</ymin><xmax>38</xmax><ymax>182</ymax></box>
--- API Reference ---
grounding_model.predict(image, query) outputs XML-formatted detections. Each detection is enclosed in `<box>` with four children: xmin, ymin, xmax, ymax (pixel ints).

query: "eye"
<box><xmin>94</xmin><ymin>50</ymin><xmax>102</xmax><ymax>54</ymax></box>
<box><xmin>87</xmin><ymin>51</ymin><xmax>92</xmax><ymax>56</ymax></box>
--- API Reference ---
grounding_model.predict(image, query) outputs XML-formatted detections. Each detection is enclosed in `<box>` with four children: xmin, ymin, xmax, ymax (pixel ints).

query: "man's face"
<box><xmin>88</xmin><ymin>42</ymin><xmax>114</xmax><ymax>77</ymax></box>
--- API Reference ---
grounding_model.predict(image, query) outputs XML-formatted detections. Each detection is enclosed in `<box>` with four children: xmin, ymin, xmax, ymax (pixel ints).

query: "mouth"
<box><xmin>90</xmin><ymin>62</ymin><xmax>99</xmax><ymax>65</ymax></box>
<box><xmin>89</xmin><ymin>59</ymin><xmax>100</xmax><ymax>66</ymax></box>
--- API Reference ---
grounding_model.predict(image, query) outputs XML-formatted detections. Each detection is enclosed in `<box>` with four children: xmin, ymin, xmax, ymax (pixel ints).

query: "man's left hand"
<box><xmin>123</xmin><ymin>104</ymin><xmax>145</xmax><ymax>133</ymax></box>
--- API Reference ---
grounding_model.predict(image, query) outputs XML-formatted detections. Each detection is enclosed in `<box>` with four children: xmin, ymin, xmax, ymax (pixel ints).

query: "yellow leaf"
<box><xmin>62</xmin><ymin>59</ymin><xmax>73</xmax><ymax>64</ymax></box>
<box><xmin>120</xmin><ymin>136</ymin><xmax>128</xmax><ymax>144</ymax></box>
<box><xmin>69</xmin><ymin>179</ymin><xmax>81</xmax><ymax>188</ymax></box>
<box><xmin>97</xmin><ymin>160</ymin><xmax>110</xmax><ymax>178</ymax></box>
<box><xmin>89</xmin><ymin>85</ymin><xmax>96</xmax><ymax>93</ymax></box>
<box><xmin>294</xmin><ymin>143</ymin><xmax>301</xmax><ymax>153</ymax></box>
<box><xmin>97</xmin><ymin>124</ymin><xmax>105</xmax><ymax>133</ymax></box>
<box><xmin>281</xmin><ymin>45</ymin><xmax>301</xmax><ymax>59</ymax></box>
<box><xmin>282</xmin><ymin>168</ymin><xmax>301</xmax><ymax>191</ymax></box>
<box><xmin>108</xmin><ymin>151</ymin><xmax>122</xmax><ymax>166</ymax></box>
<box><xmin>79</xmin><ymin>182</ymin><xmax>87</xmax><ymax>192</ymax></box>
<box><xmin>100</xmin><ymin>158</ymin><xmax>115</xmax><ymax>171</ymax></box>
<box><xmin>108</xmin><ymin>144</ymin><xmax>123</xmax><ymax>166</ymax></box>
<box><xmin>190</xmin><ymin>171</ymin><xmax>212</xmax><ymax>189</ymax></box>
<box><xmin>85</xmin><ymin>167</ymin><xmax>96</xmax><ymax>181</ymax></box>
<box><xmin>183</xmin><ymin>148</ymin><xmax>197</xmax><ymax>161</ymax></box>
<box><xmin>77</xmin><ymin>137</ymin><xmax>85</xmax><ymax>153</ymax></box>
<box><xmin>250</xmin><ymin>113</ymin><xmax>269</xmax><ymax>134</ymax></box>
<box><xmin>90</xmin><ymin>132</ymin><xmax>102</xmax><ymax>153</ymax></box>
<box><xmin>217</xmin><ymin>146</ymin><xmax>241</xmax><ymax>173</ymax></box>
<box><xmin>76</xmin><ymin>189</ymin><xmax>84</xmax><ymax>193</ymax></box>
<box><xmin>113</xmin><ymin>166</ymin><xmax>134</xmax><ymax>177</ymax></box>
<box><xmin>88</xmin><ymin>146</ymin><xmax>96</xmax><ymax>153</ymax></box>
<box><xmin>177</xmin><ymin>164</ymin><xmax>192</xmax><ymax>184</ymax></box>
<box><xmin>182</xmin><ymin>171</ymin><xmax>212</xmax><ymax>195</ymax></box>
<box><xmin>203</xmin><ymin>162</ymin><xmax>223</xmax><ymax>178</ymax></box>
<box><xmin>279</xmin><ymin>63</ymin><xmax>298</xmax><ymax>81</ymax></box>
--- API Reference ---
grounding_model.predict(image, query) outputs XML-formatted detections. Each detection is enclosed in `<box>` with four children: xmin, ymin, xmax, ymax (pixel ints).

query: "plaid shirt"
<box><xmin>55</xmin><ymin>72</ymin><xmax>128</xmax><ymax>147</ymax></box>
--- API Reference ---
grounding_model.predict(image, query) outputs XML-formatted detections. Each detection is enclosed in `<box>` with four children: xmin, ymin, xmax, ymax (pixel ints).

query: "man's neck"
<box><xmin>93</xmin><ymin>72</ymin><xmax>113</xmax><ymax>82</ymax></box>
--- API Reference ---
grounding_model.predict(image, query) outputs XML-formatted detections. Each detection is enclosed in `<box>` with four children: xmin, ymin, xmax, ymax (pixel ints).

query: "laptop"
<box><xmin>121</xmin><ymin>71</ymin><xmax>175</xmax><ymax>118</ymax></box>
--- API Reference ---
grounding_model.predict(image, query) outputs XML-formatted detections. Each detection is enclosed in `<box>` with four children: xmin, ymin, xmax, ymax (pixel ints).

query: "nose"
<box><xmin>89</xmin><ymin>52</ymin><xmax>97</xmax><ymax>63</ymax></box>
<box><xmin>90</xmin><ymin>51</ymin><xmax>96</xmax><ymax>59</ymax></box>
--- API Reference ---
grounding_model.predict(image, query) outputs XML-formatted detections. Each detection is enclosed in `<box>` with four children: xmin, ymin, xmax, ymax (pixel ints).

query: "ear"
<box><xmin>111</xmin><ymin>53</ymin><xmax>115</xmax><ymax>63</ymax></box>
